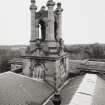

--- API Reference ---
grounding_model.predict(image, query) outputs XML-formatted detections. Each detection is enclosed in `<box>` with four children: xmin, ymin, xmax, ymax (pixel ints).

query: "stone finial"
<box><xmin>41</xmin><ymin>6</ymin><xmax>46</xmax><ymax>11</ymax></box>
<box><xmin>57</xmin><ymin>3</ymin><xmax>61</xmax><ymax>8</ymax></box>
<box><xmin>30</xmin><ymin>0</ymin><xmax>37</xmax><ymax>10</ymax></box>
<box><xmin>47</xmin><ymin>0</ymin><xmax>55</xmax><ymax>7</ymax></box>
<box><xmin>56</xmin><ymin>2</ymin><xmax>63</xmax><ymax>12</ymax></box>
<box><xmin>31</xmin><ymin>0</ymin><xmax>35</xmax><ymax>3</ymax></box>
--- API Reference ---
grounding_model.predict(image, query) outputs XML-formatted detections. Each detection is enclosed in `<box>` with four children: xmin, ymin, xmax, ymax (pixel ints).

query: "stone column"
<box><xmin>35</xmin><ymin>19</ymin><xmax>39</xmax><ymax>39</ymax></box>
<box><xmin>30</xmin><ymin>0</ymin><xmax>37</xmax><ymax>42</ymax></box>
<box><xmin>46</xmin><ymin>0</ymin><xmax>55</xmax><ymax>41</ymax></box>
<box><xmin>55</xmin><ymin>3</ymin><xmax>63</xmax><ymax>41</ymax></box>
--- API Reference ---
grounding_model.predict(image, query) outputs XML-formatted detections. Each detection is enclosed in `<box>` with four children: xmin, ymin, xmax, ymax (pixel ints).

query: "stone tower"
<box><xmin>22</xmin><ymin>0</ymin><xmax>69</xmax><ymax>89</ymax></box>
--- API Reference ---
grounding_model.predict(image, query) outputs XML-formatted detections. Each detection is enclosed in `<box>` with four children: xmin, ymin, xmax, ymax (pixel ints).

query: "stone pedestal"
<box><xmin>22</xmin><ymin>54</ymin><xmax>69</xmax><ymax>89</ymax></box>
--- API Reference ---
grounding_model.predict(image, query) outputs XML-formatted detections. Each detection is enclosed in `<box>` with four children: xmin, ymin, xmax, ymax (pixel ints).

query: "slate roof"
<box><xmin>60</xmin><ymin>75</ymin><xmax>84</xmax><ymax>105</ymax></box>
<box><xmin>45</xmin><ymin>75</ymin><xmax>84</xmax><ymax>105</ymax></box>
<box><xmin>60</xmin><ymin>73</ymin><xmax>105</xmax><ymax>105</ymax></box>
<box><xmin>0</xmin><ymin>71</ymin><xmax>54</xmax><ymax>105</ymax></box>
<box><xmin>0</xmin><ymin>71</ymin><xmax>105</xmax><ymax>105</ymax></box>
<box><xmin>92</xmin><ymin>75</ymin><xmax>105</xmax><ymax>105</ymax></box>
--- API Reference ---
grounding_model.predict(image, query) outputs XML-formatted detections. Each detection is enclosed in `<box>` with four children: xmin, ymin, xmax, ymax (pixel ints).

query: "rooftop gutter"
<box><xmin>42</xmin><ymin>77</ymin><xmax>72</xmax><ymax>105</ymax></box>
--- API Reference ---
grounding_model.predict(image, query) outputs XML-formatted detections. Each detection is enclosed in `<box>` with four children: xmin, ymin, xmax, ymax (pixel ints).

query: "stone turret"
<box><xmin>30</xmin><ymin>0</ymin><xmax>37</xmax><ymax>47</ymax></box>
<box><xmin>46</xmin><ymin>0</ymin><xmax>55</xmax><ymax>41</ymax></box>
<box><xmin>22</xmin><ymin>0</ymin><xmax>69</xmax><ymax>91</ymax></box>
<box><xmin>55</xmin><ymin>3</ymin><xmax>63</xmax><ymax>41</ymax></box>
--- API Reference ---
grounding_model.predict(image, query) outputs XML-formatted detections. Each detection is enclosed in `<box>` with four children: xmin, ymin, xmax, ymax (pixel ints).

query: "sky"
<box><xmin>0</xmin><ymin>0</ymin><xmax>105</xmax><ymax>45</ymax></box>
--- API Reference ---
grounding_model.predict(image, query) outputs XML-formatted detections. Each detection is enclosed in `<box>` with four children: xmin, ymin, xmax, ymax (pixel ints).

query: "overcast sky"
<box><xmin>0</xmin><ymin>0</ymin><xmax>105</xmax><ymax>45</ymax></box>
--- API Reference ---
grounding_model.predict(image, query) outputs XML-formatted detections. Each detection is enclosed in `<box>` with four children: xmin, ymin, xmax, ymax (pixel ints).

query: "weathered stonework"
<box><xmin>30</xmin><ymin>0</ymin><xmax>37</xmax><ymax>44</ymax></box>
<box><xmin>22</xmin><ymin>0</ymin><xmax>69</xmax><ymax>89</ymax></box>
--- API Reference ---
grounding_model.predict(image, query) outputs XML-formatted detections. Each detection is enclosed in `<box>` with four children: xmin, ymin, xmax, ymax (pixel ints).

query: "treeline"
<box><xmin>0</xmin><ymin>43</ymin><xmax>105</xmax><ymax>73</ymax></box>
<box><xmin>64</xmin><ymin>43</ymin><xmax>105</xmax><ymax>60</ymax></box>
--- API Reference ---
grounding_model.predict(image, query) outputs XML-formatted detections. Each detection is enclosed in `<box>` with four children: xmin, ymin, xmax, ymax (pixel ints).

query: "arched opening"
<box><xmin>54</xmin><ymin>21</ymin><xmax>58</xmax><ymax>41</ymax></box>
<box><xmin>39</xmin><ymin>25</ymin><xmax>42</xmax><ymax>39</ymax></box>
<box><xmin>39</xmin><ymin>20</ymin><xmax>46</xmax><ymax>41</ymax></box>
